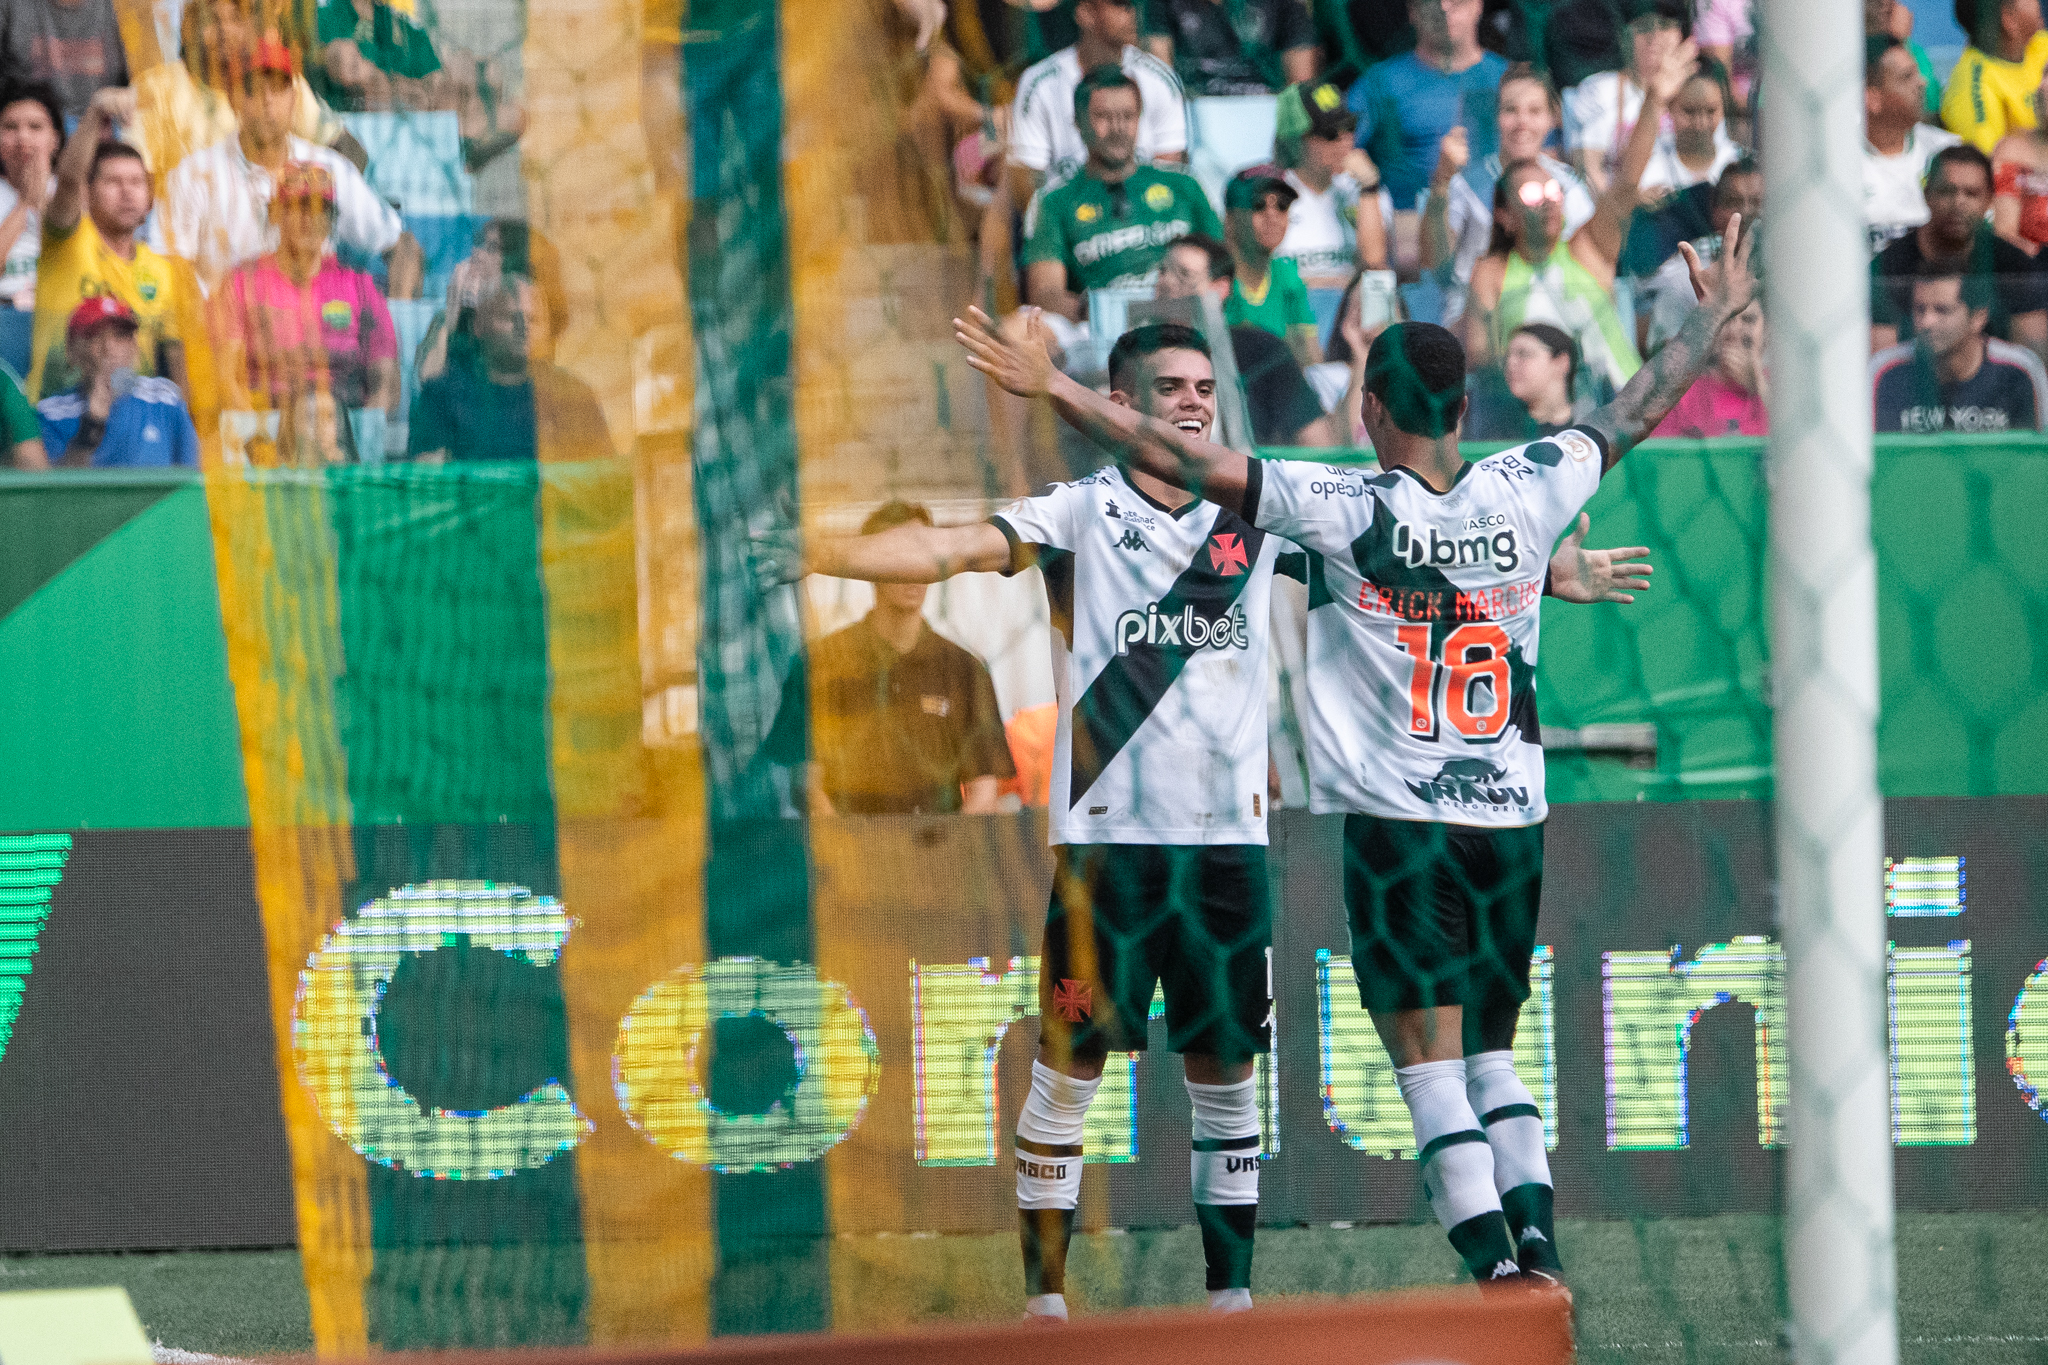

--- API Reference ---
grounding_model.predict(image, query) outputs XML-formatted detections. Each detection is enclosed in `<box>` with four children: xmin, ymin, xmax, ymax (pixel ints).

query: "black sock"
<box><xmin>1502</xmin><ymin>1182</ymin><xmax>1561</xmax><ymax>1274</ymax></box>
<box><xmin>1020</xmin><ymin>1207</ymin><xmax>1078</xmax><ymax>1296</ymax></box>
<box><xmin>1447</xmin><ymin>1210</ymin><xmax>1521</xmax><ymax>1283</ymax></box>
<box><xmin>1195</xmin><ymin>1203</ymin><xmax>1257</xmax><ymax>1291</ymax></box>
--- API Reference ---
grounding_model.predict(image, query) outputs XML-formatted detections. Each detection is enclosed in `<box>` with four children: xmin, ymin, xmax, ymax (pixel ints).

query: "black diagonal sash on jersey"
<box><xmin>1068</xmin><ymin>510</ymin><xmax>1267</xmax><ymax>807</ymax></box>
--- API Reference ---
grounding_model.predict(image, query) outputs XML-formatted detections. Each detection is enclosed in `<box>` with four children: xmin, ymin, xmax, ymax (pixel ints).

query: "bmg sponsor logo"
<box><xmin>1393</xmin><ymin>518</ymin><xmax>1522</xmax><ymax>573</ymax></box>
<box><xmin>1114</xmin><ymin>602</ymin><xmax>1251</xmax><ymax>655</ymax></box>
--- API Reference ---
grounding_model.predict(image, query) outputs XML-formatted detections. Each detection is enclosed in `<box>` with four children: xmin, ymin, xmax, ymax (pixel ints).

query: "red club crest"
<box><xmin>1208</xmin><ymin>533</ymin><xmax>1248</xmax><ymax>576</ymax></box>
<box><xmin>1053</xmin><ymin>978</ymin><xmax>1093</xmax><ymax>1021</ymax></box>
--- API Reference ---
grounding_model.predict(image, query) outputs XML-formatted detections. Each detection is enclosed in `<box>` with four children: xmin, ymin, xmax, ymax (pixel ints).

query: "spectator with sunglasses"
<box><xmin>1460</xmin><ymin>135</ymin><xmax>1651</xmax><ymax>394</ymax></box>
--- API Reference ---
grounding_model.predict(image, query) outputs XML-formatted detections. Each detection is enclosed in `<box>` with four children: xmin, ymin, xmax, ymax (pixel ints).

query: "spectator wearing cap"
<box><xmin>1023</xmin><ymin>65</ymin><xmax>1221</xmax><ymax>322</ymax></box>
<box><xmin>134</xmin><ymin>0</ymin><xmax>360</xmax><ymax>204</ymax></box>
<box><xmin>1346</xmin><ymin>0</ymin><xmax>1506</xmax><ymax>274</ymax></box>
<box><xmin>1272</xmin><ymin>76</ymin><xmax>1390</xmax><ymax>289</ymax></box>
<box><xmin>0</xmin><ymin>84</ymin><xmax>63</xmax><ymax>314</ymax></box>
<box><xmin>1872</xmin><ymin>144</ymin><xmax>2048</xmax><ymax>355</ymax></box>
<box><xmin>1871</xmin><ymin>270</ymin><xmax>2048</xmax><ymax>431</ymax></box>
<box><xmin>1222</xmin><ymin>167</ymin><xmax>1319</xmax><ymax>363</ymax></box>
<box><xmin>1140</xmin><ymin>0</ymin><xmax>1316</xmax><ymax>97</ymax></box>
<box><xmin>1943</xmin><ymin>0</ymin><xmax>2048</xmax><ymax>155</ymax></box>
<box><xmin>1156</xmin><ymin>233</ymin><xmax>1350</xmax><ymax>445</ymax></box>
<box><xmin>36</xmin><ymin>297</ymin><xmax>199</xmax><ymax>466</ymax></box>
<box><xmin>30</xmin><ymin>87</ymin><xmax>212</xmax><ymax>420</ymax></box>
<box><xmin>1422</xmin><ymin>64</ymin><xmax>1595</xmax><ymax>317</ymax></box>
<box><xmin>1008</xmin><ymin>0</ymin><xmax>1186</xmax><ymax>199</ymax></box>
<box><xmin>1866</xmin><ymin>34</ymin><xmax>1962</xmax><ymax>253</ymax></box>
<box><xmin>0</xmin><ymin>0</ymin><xmax>128</xmax><ymax>124</ymax></box>
<box><xmin>763</xmin><ymin>501</ymin><xmax>1016</xmax><ymax>817</ymax></box>
<box><xmin>407</xmin><ymin>274</ymin><xmax>612</xmax><ymax>463</ymax></box>
<box><xmin>213</xmin><ymin>162</ymin><xmax>399</xmax><ymax>464</ymax></box>
<box><xmin>164</xmin><ymin>34</ymin><xmax>421</xmax><ymax>296</ymax></box>
<box><xmin>1561</xmin><ymin>0</ymin><xmax>1688</xmax><ymax>196</ymax></box>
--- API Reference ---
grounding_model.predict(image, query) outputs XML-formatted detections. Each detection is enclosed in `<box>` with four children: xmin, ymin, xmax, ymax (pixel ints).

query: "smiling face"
<box><xmin>1496</xmin><ymin>76</ymin><xmax>1557</xmax><ymax>164</ymax></box>
<box><xmin>1114</xmin><ymin>346</ymin><xmax>1215</xmax><ymax>440</ymax></box>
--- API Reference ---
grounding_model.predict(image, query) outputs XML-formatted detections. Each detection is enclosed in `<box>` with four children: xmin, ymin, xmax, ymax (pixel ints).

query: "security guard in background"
<box><xmin>768</xmin><ymin>501</ymin><xmax>1017</xmax><ymax>814</ymax></box>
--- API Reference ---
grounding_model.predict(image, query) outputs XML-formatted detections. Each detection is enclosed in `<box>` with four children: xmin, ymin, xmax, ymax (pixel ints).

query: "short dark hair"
<box><xmin>1107</xmin><ymin>321</ymin><xmax>1210</xmax><ymax>393</ymax></box>
<box><xmin>1865</xmin><ymin>33</ymin><xmax>1905</xmax><ymax>85</ymax></box>
<box><xmin>88</xmin><ymin>141</ymin><xmax>147</xmax><ymax>184</ymax></box>
<box><xmin>1912</xmin><ymin>264</ymin><xmax>1994</xmax><ymax>311</ymax></box>
<box><xmin>861</xmin><ymin>500</ymin><xmax>934</xmax><ymax>536</ymax></box>
<box><xmin>1497</xmin><ymin>63</ymin><xmax>1561</xmax><ymax>121</ymax></box>
<box><xmin>0</xmin><ymin>83</ymin><xmax>64</xmax><ymax>149</ymax></box>
<box><xmin>1511</xmin><ymin>322</ymin><xmax>1580</xmax><ymax>395</ymax></box>
<box><xmin>1713</xmin><ymin>155</ymin><xmax>1762</xmax><ymax>202</ymax></box>
<box><xmin>1365</xmin><ymin>322</ymin><xmax>1467</xmax><ymax>438</ymax></box>
<box><xmin>1074</xmin><ymin>65</ymin><xmax>1141</xmax><ymax>127</ymax></box>
<box><xmin>1170</xmin><ymin>233</ymin><xmax>1234</xmax><ymax>282</ymax></box>
<box><xmin>1929</xmin><ymin>143</ymin><xmax>1994</xmax><ymax>191</ymax></box>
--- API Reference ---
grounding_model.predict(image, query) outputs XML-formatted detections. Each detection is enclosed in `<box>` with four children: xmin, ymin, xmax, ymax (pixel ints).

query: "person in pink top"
<box><xmin>212</xmin><ymin>160</ymin><xmax>399</xmax><ymax>463</ymax></box>
<box><xmin>1652</xmin><ymin>298</ymin><xmax>1768</xmax><ymax>437</ymax></box>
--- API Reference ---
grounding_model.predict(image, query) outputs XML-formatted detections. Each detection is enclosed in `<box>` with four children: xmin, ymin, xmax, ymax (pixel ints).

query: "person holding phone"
<box><xmin>36</xmin><ymin>297</ymin><xmax>198</xmax><ymax>467</ymax></box>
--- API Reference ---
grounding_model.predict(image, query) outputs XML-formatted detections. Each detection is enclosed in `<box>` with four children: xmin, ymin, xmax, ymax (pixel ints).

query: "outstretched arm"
<box><xmin>954</xmin><ymin>305</ymin><xmax>1252</xmax><ymax>510</ymax></box>
<box><xmin>767</xmin><ymin>521</ymin><xmax>1014</xmax><ymax>585</ymax></box>
<box><xmin>1583</xmin><ymin>213</ymin><xmax>1759</xmax><ymax>469</ymax></box>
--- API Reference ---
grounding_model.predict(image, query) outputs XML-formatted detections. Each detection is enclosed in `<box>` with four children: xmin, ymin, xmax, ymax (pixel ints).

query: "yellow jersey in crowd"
<box><xmin>28</xmin><ymin>215</ymin><xmax>215</xmax><ymax>430</ymax></box>
<box><xmin>1942</xmin><ymin>31</ymin><xmax>2048</xmax><ymax>153</ymax></box>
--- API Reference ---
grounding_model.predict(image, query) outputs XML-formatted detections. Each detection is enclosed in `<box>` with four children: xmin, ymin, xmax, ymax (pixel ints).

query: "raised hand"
<box><xmin>1648</xmin><ymin>37</ymin><xmax>1699</xmax><ymax>106</ymax></box>
<box><xmin>748</xmin><ymin>526</ymin><xmax>808</xmax><ymax>589</ymax></box>
<box><xmin>1432</xmin><ymin>125</ymin><xmax>1470</xmax><ymax>190</ymax></box>
<box><xmin>1678</xmin><ymin>211</ymin><xmax>1758</xmax><ymax>322</ymax></box>
<box><xmin>1547</xmin><ymin>514</ymin><xmax>1654</xmax><ymax>605</ymax></box>
<box><xmin>954</xmin><ymin>304</ymin><xmax>1057</xmax><ymax>399</ymax></box>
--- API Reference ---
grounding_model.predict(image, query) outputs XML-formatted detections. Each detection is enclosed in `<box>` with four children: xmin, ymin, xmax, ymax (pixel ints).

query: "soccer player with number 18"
<box><xmin>956</xmin><ymin>215</ymin><xmax>1752</xmax><ymax>1288</ymax></box>
<box><xmin>768</xmin><ymin>322</ymin><xmax>1647</xmax><ymax>1318</ymax></box>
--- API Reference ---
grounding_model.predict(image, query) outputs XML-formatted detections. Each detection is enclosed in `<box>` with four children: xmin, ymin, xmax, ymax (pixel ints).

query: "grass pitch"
<box><xmin>2</xmin><ymin>1213</ymin><xmax>2040</xmax><ymax>1362</ymax></box>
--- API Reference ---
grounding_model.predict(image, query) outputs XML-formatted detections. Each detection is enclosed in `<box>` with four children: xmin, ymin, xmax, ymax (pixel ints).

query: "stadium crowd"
<box><xmin>928</xmin><ymin>0</ymin><xmax>2048</xmax><ymax>440</ymax></box>
<box><xmin>0</xmin><ymin>0</ymin><xmax>586</xmax><ymax>468</ymax></box>
<box><xmin>0</xmin><ymin>0</ymin><xmax>2037</xmax><ymax>470</ymax></box>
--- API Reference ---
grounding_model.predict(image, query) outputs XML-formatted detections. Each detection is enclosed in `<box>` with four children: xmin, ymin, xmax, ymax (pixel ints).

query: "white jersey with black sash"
<box><xmin>1241</xmin><ymin>430</ymin><xmax>1608</xmax><ymax>827</ymax></box>
<box><xmin>991</xmin><ymin>466</ymin><xmax>1301</xmax><ymax>846</ymax></box>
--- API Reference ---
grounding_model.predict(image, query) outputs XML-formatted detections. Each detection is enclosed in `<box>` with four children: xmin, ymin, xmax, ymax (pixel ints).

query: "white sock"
<box><xmin>1017</xmin><ymin>1061</ymin><xmax>1098</xmax><ymax>1210</ymax></box>
<box><xmin>1024</xmin><ymin>1292</ymin><xmax>1068</xmax><ymax>1321</ymax></box>
<box><xmin>1466</xmin><ymin>1050</ymin><xmax>1551</xmax><ymax>1194</ymax></box>
<box><xmin>1208</xmin><ymin>1287</ymin><xmax>1253</xmax><ymax>1312</ymax></box>
<box><xmin>1394</xmin><ymin>1058</ymin><xmax>1501</xmax><ymax>1232</ymax></box>
<box><xmin>1186</xmin><ymin>1076</ymin><xmax>1261</xmax><ymax>1206</ymax></box>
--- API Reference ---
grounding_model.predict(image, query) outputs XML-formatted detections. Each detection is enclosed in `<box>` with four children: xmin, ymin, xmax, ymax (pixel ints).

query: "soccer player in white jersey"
<box><xmin>955</xmin><ymin>216</ymin><xmax>1752</xmax><ymax>1289</ymax></box>
<box><xmin>763</xmin><ymin>321</ymin><xmax>1646</xmax><ymax>1318</ymax></box>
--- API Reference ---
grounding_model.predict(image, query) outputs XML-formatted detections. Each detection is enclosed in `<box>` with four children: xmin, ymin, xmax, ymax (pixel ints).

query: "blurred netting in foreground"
<box><xmin>175</xmin><ymin>0</ymin><xmax>2048</xmax><ymax>1354</ymax></box>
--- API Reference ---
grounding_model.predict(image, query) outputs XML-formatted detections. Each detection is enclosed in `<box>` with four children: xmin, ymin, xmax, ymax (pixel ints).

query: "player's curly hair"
<box><xmin>1365</xmin><ymin>323</ymin><xmax>1468</xmax><ymax>439</ymax></box>
<box><xmin>1108</xmin><ymin>322</ymin><xmax>1211</xmax><ymax>394</ymax></box>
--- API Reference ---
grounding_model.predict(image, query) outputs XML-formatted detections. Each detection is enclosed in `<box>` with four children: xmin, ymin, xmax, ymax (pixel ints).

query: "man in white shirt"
<box><xmin>1008</xmin><ymin>0</ymin><xmax>1187</xmax><ymax>198</ymax></box>
<box><xmin>163</xmin><ymin>34</ymin><xmax>420</xmax><ymax>295</ymax></box>
<box><xmin>1864</xmin><ymin>33</ymin><xmax>1961</xmax><ymax>253</ymax></box>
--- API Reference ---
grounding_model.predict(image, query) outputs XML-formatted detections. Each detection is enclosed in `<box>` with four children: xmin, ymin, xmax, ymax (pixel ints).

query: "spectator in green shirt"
<box><xmin>0</xmin><ymin>366</ymin><xmax>48</xmax><ymax>468</ymax></box>
<box><xmin>1023</xmin><ymin>65</ymin><xmax>1223</xmax><ymax>320</ymax></box>
<box><xmin>1222</xmin><ymin>166</ymin><xmax>1321</xmax><ymax>365</ymax></box>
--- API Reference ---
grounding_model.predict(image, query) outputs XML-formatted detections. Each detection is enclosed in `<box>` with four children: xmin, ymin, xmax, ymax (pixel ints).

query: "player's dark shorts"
<box><xmin>1342</xmin><ymin>814</ymin><xmax>1543</xmax><ymax>1053</ymax></box>
<box><xmin>1038</xmin><ymin>843</ymin><xmax>1273</xmax><ymax>1063</ymax></box>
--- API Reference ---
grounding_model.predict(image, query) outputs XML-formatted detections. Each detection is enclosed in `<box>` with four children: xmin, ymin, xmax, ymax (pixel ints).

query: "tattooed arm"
<box><xmin>1583</xmin><ymin>213</ymin><xmax>1760</xmax><ymax>473</ymax></box>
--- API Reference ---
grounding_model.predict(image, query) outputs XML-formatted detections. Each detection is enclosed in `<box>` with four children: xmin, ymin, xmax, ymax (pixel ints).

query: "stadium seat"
<box><xmin>1186</xmin><ymin>95</ymin><xmax>1279</xmax><ymax>213</ymax></box>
